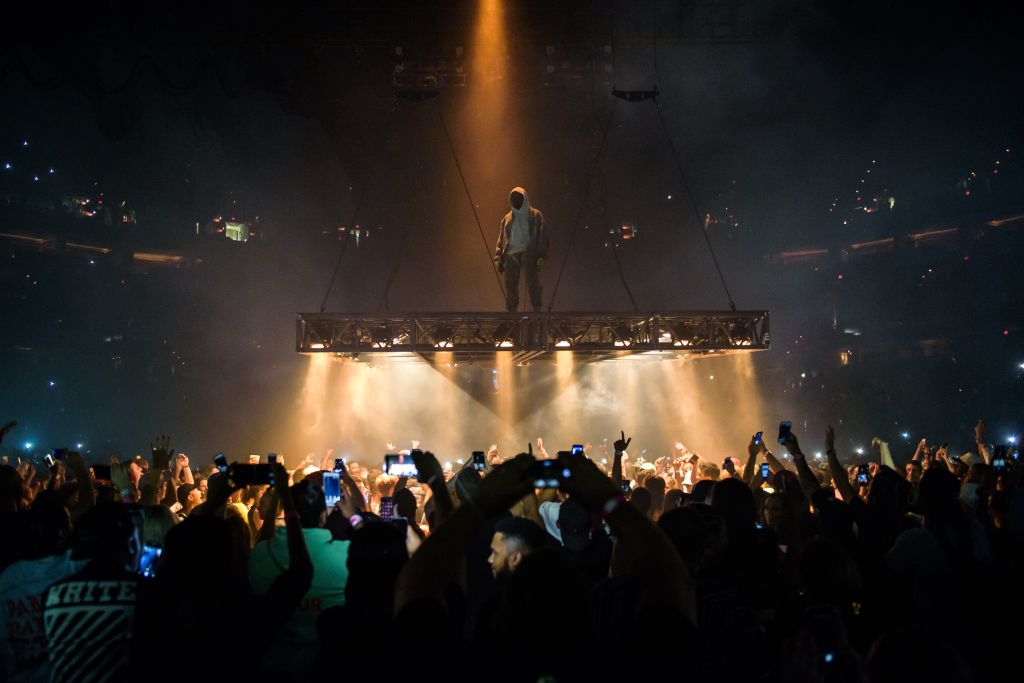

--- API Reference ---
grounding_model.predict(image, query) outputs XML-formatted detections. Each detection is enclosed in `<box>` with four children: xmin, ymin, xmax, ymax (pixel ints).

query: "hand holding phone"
<box><xmin>471</xmin><ymin>451</ymin><xmax>487</xmax><ymax>472</ymax></box>
<box><xmin>857</xmin><ymin>463</ymin><xmax>870</xmax><ymax>486</ymax></box>
<box><xmin>323</xmin><ymin>472</ymin><xmax>341</xmax><ymax>507</ymax></box>
<box><xmin>760</xmin><ymin>463</ymin><xmax>770</xmax><ymax>480</ymax></box>
<box><xmin>213</xmin><ymin>453</ymin><xmax>228</xmax><ymax>473</ymax></box>
<box><xmin>778</xmin><ymin>421</ymin><xmax>793</xmax><ymax>446</ymax></box>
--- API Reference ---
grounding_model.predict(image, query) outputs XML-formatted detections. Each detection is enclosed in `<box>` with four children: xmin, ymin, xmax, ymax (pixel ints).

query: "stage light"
<box><xmin>310</xmin><ymin>342</ymin><xmax>326</xmax><ymax>350</ymax></box>
<box><xmin>1009</xmin><ymin>436</ymin><xmax>1018</xmax><ymax>444</ymax></box>
<box><xmin>1018</xmin><ymin>362</ymin><xmax>1024</xmax><ymax>370</ymax></box>
<box><xmin>554</xmin><ymin>340</ymin><xmax>571</xmax><ymax>348</ymax></box>
<box><xmin>815</xmin><ymin>452</ymin><xmax>823</xmax><ymax>459</ymax></box>
<box><xmin>24</xmin><ymin>442</ymin><xmax>33</xmax><ymax>450</ymax></box>
<box><xmin>902</xmin><ymin>432</ymin><xmax>910</xmax><ymax>439</ymax></box>
<box><xmin>855</xmin><ymin>447</ymin><xmax>864</xmax><ymax>455</ymax></box>
<box><xmin>497</xmin><ymin>340</ymin><xmax>514</xmax><ymax>348</ymax></box>
<box><xmin>76</xmin><ymin>442</ymin><xmax>84</xmax><ymax>449</ymax></box>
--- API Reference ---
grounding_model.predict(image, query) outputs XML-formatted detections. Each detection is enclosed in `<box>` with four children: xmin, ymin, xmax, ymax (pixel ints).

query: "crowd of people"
<box><xmin>0</xmin><ymin>418</ymin><xmax>1019</xmax><ymax>682</ymax></box>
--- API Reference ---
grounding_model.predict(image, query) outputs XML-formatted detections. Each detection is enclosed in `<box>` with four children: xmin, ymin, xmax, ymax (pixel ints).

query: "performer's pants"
<box><xmin>504</xmin><ymin>252</ymin><xmax>542</xmax><ymax>312</ymax></box>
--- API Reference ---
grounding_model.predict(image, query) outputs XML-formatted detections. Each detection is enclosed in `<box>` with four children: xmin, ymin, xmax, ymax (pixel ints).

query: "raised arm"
<box><xmin>412</xmin><ymin>450</ymin><xmax>453</xmax><ymax>526</ymax></box>
<box><xmin>65</xmin><ymin>451</ymin><xmax>95</xmax><ymax>520</ymax></box>
<box><xmin>741</xmin><ymin>434</ymin><xmax>762</xmax><ymax>484</ymax></box>
<box><xmin>559</xmin><ymin>452</ymin><xmax>695</xmax><ymax>624</ymax></box>
<box><xmin>258</xmin><ymin>463</ymin><xmax>314</xmax><ymax>620</ymax></box>
<box><xmin>782</xmin><ymin>431</ymin><xmax>822</xmax><ymax>499</ymax></box>
<box><xmin>975</xmin><ymin>420</ymin><xmax>991</xmax><ymax>464</ymax></box>
<box><xmin>611</xmin><ymin>431</ymin><xmax>630</xmax><ymax>487</ymax></box>
<box><xmin>394</xmin><ymin>454</ymin><xmax>535</xmax><ymax>614</ymax></box>
<box><xmin>824</xmin><ymin>425</ymin><xmax>857</xmax><ymax>503</ymax></box>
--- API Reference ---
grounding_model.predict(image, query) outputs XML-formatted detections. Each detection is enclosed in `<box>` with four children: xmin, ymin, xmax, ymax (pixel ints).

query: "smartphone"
<box><xmin>778</xmin><ymin>421</ymin><xmax>792</xmax><ymax>445</ymax></box>
<box><xmin>268</xmin><ymin>453</ymin><xmax>278</xmax><ymax>465</ymax></box>
<box><xmin>760</xmin><ymin>463</ymin><xmax>770</xmax><ymax>480</ymax></box>
<box><xmin>249</xmin><ymin>454</ymin><xmax>260</xmax><ymax>464</ymax></box>
<box><xmin>722</xmin><ymin>458</ymin><xmax>736</xmax><ymax>474</ymax></box>
<box><xmin>54</xmin><ymin>448</ymin><xmax>67</xmax><ymax>461</ymax></box>
<box><xmin>214</xmin><ymin>453</ymin><xmax>228</xmax><ymax>473</ymax></box>
<box><xmin>227</xmin><ymin>463</ymin><xmax>274</xmax><ymax>487</ymax></box>
<box><xmin>993</xmin><ymin>446</ymin><xmax>1007</xmax><ymax>470</ymax></box>
<box><xmin>620</xmin><ymin>479</ymin><xmax>632</xmax><ymax>493</ymax></box>
<box><xmin>44</xmin><ymin>454</ymin><xmax>55</xmax><ymax>467</ymax></box>
<box><xmin>384</xmin><ymin>454</ymin><xmax>417</xmax><ymax>477</ymax></box>
<box><xmin>753</xmin><ymin>431</ymin><xmax>763</xmax><ymax>446</ymax></box>
<box><xmin>572</xmin><ymin>444</ymin><xmax>585</xmax><ymax>456</ymax></box>
<box><xmin>92</xmin><ymin>464</ymin><xmax>112</xmax><ymax>481</ymax></box>
<box><xmin>530</xmin><ymin>459</ymin><xmax>568</xmax><ymax>489</ymax></box>
<box><xmin>1012</xmin><ymin>447</ymin><xmax>1022</xmax><ymax>462</ymax></box>
<box><xmin>322</xmin><ymin>472</ymin><xmax>341</xmax><ymax>507</ymax></box>
<box><xmin>333</xmin><ymin>458</ymin><xmax>347</xmax><ymax>477</ymax></box>
<box><xmin>138</xmin><ymin>544</ymin><xmax>162</xmax><ymax>578</ymax></box>
<box><xmin>380</xmin><ymin>496</ymin><xmax>395</xmax><ymax>520</ymax></box>
<box><xmin>471</xmin><ymin>451</ymin><xmax>486</xmax><ymax>472</ymax></box>
<box><xmin>857</xmin><ymin>463</ymin><xmax>870</xmax><ymax>486</ymax></box>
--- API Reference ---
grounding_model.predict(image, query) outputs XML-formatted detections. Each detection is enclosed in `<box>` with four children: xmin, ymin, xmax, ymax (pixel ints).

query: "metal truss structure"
<box><xmin>296</xmin><ymin>311</ymin><xmax>769</xmax><ymax>364</ymax></box>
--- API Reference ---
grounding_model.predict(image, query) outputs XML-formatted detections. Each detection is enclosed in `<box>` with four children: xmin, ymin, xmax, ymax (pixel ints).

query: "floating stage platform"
<box><xmin>296</xmin><ymin>311</ymin><xmax>769</xmax><ymax>364</ymax></box>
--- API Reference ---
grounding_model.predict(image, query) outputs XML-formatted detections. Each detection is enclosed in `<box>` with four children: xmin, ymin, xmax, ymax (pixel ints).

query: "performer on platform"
<box><xmin>494</xmin><ymin>186</ymin><xmax>549</xmax><ymax>312</ymax></box>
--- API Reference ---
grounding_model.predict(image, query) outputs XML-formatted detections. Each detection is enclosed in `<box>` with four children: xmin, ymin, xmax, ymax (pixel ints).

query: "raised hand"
<box><xmin>825</xmin><ymin>425</ymin><xmax>836</xmax><ymax>453</ymax></box>
<box><xmin>150</xmin><ymin>435</ymin><xmax>175</xmax><ymax>470</ymax></box>
<box><xmin>782</xmin><ymin>431</ymin><xmax>803</xmax><ymax>457</ymax></box>
<box><xmin>0</xmin><ymin>420</ymin><xmax>16</xmax><ymax>445</ymax></box>
<box><xmin>556</xmin><ymin>451</ymin><xmax>620</xmax><ymax>511</ymax></box>
<box><xmin>411</xmin><ymin>450</ymin><xmax>443</xmax><ymax>485</ymax></box>
<box><xmin>614</xmin><ymin>431</ymin><xmax>632</xmax><ymax>454</ymax></box>
<box><xmin>975</xmin><ymin>419</ymin><xmax>987</xmax><ymax>444</ymax></box>
<box><xmin>469</xmin><ymin>454</ymin><xmax>536</xmax><ymax>517</ymax></box>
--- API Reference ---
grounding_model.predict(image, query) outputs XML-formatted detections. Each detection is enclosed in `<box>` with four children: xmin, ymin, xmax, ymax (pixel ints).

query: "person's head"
<box><xmin>710</xmin><ymin>477</ymin><xmax>757</xmax><ymax>545</ymax></box>
<box><xmin>689</xmin><ymin>479</ymin><xmax>715</xmax><ymax>505</ymax></box>
<box><xmin>489</xmin><ymin>516</ymin><xmax>546</xmax><ymax>577</ymax></box>
<box><xmin>195</xmin><ymin>475</ymin><xmax>208</xmax><ymax>500</ymax></box>
<box><xmin>556</xmin><ymin>498</ymin><xmax>592</xmax><ymax>552</ymax></box>
<box><xmin>142</xmin><ymin>505</ymin><xmax>175</xmax><ymax>548</ymax></box>
<box><xmin>393</xmin><ymin>488</ymin><xmax>417</xmax><ymax>521</ymax></box>
<box><xmin>176</xmin><ymin>483</ymin><xmax>201</xmax><ymax>511</ymax></box>
<box><xmin>26</xmin><ymin>490</ymin><xmax>72</xmax><ymax>557</ymax></box>
<box><xmin>345</xmin><ymin>521</ymin><xmax>409</xmax><ymax>608</ymax></box>
<box><xmin>159</xmin><ymin>515</ymin><xmax>234</xmax><ymax>591</ymax></box>
<box><xmin>291</xmin><ymin>478</ymin><xmax>327</xmax><ymax>528</ymax></box>
<box><xmin>509</xmin><ymin>187</ymin><xmax>525</xmax><ymax>210</ymax></box>
<box><xmin>917</xmin><ymin>467</ymin><xmax>962</xmax><ymax>523</ymax></box>
<box><xmin>697</xmin><ymin>461</ymin><xmax>721</xmax><ymax>482</ymax></box>
<box><xmin>73</xmin><ymin>503</ymin><xmax>140</xmax><ymax>570</ymax></box>
<box><xmin>628</xmin><ymin>486</ymin><xmax>652</xmax><ymax>517</ymax></box>
<box><xmin>905</xmin><ymin>460</ymin><xmax>923</xmax><ymax>485</ymax></box>
<box><xmin>374</xmin><ymin>473</ymin><xmax>399</xmax><ymax>499</ymax></box>
<box><xmin>663</xmin><ymin>488</ymin><xmax>685</xmax><ymax>512</ymax></box>
<box><xmin>0</xmin><ymin>465</ymin><xmax>25</xmax><ymax>512</ymax></box>
<box><xmin>658</xmin><ymin>506</ymin><xmax>710</xmax><ymax>575</ymax></box>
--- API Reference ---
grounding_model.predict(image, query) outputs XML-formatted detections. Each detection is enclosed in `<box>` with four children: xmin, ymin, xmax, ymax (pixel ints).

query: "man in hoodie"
<box><xmin>494</xmin><ymin>186</ymin><xmax>549</xmax><ymax>312</ymax></box>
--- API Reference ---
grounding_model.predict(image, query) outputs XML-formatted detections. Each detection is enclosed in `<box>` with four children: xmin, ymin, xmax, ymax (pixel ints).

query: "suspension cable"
<box><xmin>653</xmin><ymin>98</ymin><xmax>738</xmax><ymax>311</ymax></box>
<box><xmin>436</xmin><ymin>109</ymin><xmax>506</xmax><ymax>302</ymax></box>
<box><xmin>318</xmin><ymin>104</ymin><xmax>396</xmax><ymax>312</ymax></box>
<box><xmin>547</xmin><ymin>103</ymin><xmax>617</xmax><ymax>312</ymax></box>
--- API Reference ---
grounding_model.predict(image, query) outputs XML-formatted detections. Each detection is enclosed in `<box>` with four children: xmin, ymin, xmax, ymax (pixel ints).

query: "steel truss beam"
<box><xmin>296</xmin><ymin>311</ymin><xmax>769</xmax><ymax>363</ymax></box>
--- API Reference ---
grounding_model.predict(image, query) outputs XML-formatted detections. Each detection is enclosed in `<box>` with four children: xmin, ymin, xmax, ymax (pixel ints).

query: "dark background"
<box><xmin>2</xmin><ymin>1</ymin><xmax>1022</xmax><ymax>462</ymax></box>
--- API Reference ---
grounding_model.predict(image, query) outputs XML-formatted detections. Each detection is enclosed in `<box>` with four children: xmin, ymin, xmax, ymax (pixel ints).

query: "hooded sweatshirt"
<box><xmin>496</xmin><ymin>186</ymin><xmax>548</xmax><ymax>259</ymax></box>
<box><xmin>506</xmin><ymin>187</ymin><xmax>532</xmax><ymax>255</ymax></box>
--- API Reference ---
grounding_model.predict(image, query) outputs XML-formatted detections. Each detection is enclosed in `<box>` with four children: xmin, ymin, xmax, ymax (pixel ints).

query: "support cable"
<box><xmin>547</xmin><ymin>103</ymin><xmax>617</xmax><ymax>312</ymax></box>
<box><xmin>436</xmin><ymin>108</ymin><xmax>506</xmax><ymax>302</ymax></box>
<box><xmin>319</xmin><ymin>104</ymin><xmax>396</xmax><ymax>313</ymax></box>
<box><xmin>653</xmin><ymin>97</ymin><xmax>738</xmax><ymax>311</ymax></box>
